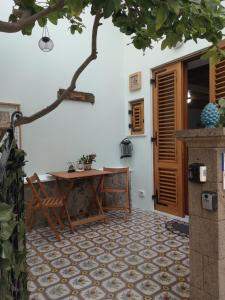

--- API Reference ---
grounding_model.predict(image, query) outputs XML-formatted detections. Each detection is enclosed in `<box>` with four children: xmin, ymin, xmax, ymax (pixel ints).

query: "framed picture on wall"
<box><xmin>0</xmin><ymin>101</ymin><xmax>22</xmax><ymax>148</ymax></box>
<box><xmin>129</xmin><ymin>72</ymin><xmax>142</xmax><ymax>91</ymax></box>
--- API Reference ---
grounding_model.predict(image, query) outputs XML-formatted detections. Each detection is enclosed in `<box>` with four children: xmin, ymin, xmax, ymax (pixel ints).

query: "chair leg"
<box><xmin>27</xmin><ymin>210</ymin><xmax>36</xmax><ymax>232</ymax></box>
<box><xmin>63</xmin><ymin>204</ymin><xmax>73</xmax><ymax>231</ymax></box>
<box><xmin>52</xmin><ymin>208</ymin><xmax>64</xmax><ymax>230</ymax></box>
<box><xmin>42</xmin><ymin>208</ymin><xmax>60</xmax><ymax>240</ymax></box>
<box><xmin>124</xmin><ymin>191</ymin><xmax>130</xmax><ymax>221</ymax></box>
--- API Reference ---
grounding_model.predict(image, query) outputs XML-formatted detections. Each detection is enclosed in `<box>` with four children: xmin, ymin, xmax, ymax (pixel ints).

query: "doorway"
<box><xmin>186</xmin><ymin>59</ymin><xmax>209</xmax><ymax>129</ymax></box>
<box><xmin>152</xmin><ymin>55</ymin><xmax>210</xmax><ymax>217</ymax></box>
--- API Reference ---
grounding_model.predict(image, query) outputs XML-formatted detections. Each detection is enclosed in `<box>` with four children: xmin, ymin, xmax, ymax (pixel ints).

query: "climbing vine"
<box><xmin>0</xmin><ymin>140</ymin><xmax>28</xmax><ymax>300</ymax></box>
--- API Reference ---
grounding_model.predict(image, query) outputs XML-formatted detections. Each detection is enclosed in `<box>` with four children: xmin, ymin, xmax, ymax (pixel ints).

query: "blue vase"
<box><xmin>200</xmin><ymin>103</ymin><xmax>220</xmax><ymax>128</ymax></box>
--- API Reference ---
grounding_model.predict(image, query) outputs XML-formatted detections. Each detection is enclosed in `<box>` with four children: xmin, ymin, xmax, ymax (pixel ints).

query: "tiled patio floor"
<box><xmin>27</xmin><ymin>209</ymin><xmax>190</xmax><ymax>300</ymax></box>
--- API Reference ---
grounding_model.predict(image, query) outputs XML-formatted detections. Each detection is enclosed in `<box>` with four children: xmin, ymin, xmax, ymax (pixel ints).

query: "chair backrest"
<box><xmin>103</xmin><ymin>167</ymin><xmax>129</xmax><ymax>189</ymax></box>
<box><xmin>26</xmin><ymin>173</ymin><xmax>49</xmax><ymax>206</ymax></box>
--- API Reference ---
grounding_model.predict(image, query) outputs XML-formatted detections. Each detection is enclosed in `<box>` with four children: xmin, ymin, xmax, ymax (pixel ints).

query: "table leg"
<box><xmin>57</xmin><ymin>179</ymin><xmax>77</xmax><ymax>230</ymax></box>
<box><xmin>89</xmin><ymin>175</ymin><xmax>106</xmax><ymax>220</ymax></box>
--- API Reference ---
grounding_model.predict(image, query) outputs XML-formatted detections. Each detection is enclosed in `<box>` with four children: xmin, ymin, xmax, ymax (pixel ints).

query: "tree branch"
<box><xmin>15</xmin><ymin>12</ymin><xmax>103</xmax><ymax>126</ymax></box>
<box><xmin>0</xmin><ymin>0</ymin><xmax>64</xmax><ymax>33</ymax></box>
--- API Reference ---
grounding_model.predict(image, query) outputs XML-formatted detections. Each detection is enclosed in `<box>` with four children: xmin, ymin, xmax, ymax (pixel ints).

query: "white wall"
<box><xmin>0</xmin><ymin>3</ymin><xmax>126</xmax><ymax>175</ymax></box>
<box><xmin>123</xmin><ymin>38</ymin><xmax>211</xmax><ymax>211</ymax></box>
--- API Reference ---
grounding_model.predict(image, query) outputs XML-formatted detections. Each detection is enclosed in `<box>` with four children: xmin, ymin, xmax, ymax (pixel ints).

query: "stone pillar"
<box><xmin>176</xmin><ymin>128</ymin><xmax>225</xmax><ymax>300</ymax></box>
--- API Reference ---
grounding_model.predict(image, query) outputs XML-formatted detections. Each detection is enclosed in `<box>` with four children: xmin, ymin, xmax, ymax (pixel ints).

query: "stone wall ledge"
<box><xmin>176</xmin><ymin>128</ymin><xmax>225</xmax><ymax>139</ymax></box>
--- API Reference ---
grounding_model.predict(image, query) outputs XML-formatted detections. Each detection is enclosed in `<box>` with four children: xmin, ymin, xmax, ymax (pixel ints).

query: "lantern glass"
<box><xmin>38</xmin><ymin>37</ymin><xmax>54</xmax><ymax>52</ymax></box>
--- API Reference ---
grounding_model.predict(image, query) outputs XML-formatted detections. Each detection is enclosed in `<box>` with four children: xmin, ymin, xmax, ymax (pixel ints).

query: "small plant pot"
<box><xmin>84</xmin><ymin>163</ymin><xmax>92</xmax><ymax>170</ymax></box>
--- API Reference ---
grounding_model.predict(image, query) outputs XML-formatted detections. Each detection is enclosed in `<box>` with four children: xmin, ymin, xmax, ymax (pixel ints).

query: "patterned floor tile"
<box><xmin>59</xmin><ymin>266</ymin><xmax>80</xmax><ymax>278</ymax></box>
<box><xmin>45</xmin><ymin>283</ymin><xmax>71</xmax><ymax>299</ymax></box>
<box><xmin>37</xmin><ymin>273</ymin><xmax>60</xmax><ymax>287</ymax></box>
<box><xmin>68</xmin><ymin>275</ymin><xmax>92</xmax><ymax>289</ymax></box>
<box><xmin>80</xmin><ymin>286</ymin><xmax>105</xmax><ymax>300</ymax></box>
<box><xmin>27</xmin><ymin>209</ymin><xmax>190</xmax><ymax>299</ymax></box>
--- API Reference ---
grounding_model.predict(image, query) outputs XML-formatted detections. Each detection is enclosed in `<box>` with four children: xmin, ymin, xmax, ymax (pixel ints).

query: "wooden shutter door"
<box><xmin>153</xmin><ymin>62</ymin><xmax>185</xmax><ymax>216</ymax></box>
<box><xmin>210</xmin><ymin>40</ymin><xmax>225</xmax><ymax>101</ymax></box>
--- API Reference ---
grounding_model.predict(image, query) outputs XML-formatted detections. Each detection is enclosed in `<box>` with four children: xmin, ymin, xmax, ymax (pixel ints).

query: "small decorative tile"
<box><xmin>172</xmin><ymin>282</ymin><xmax>190</xmax><ymax>298</ymax></box>
<box><xmin>121</xmin><ymin>270</ymin><xmax>143</xmax><ymax>283</ymax></box>
<box><xmin>29</xmin><ymin>292</ymin><xmax>46</xmax><ymax>300</ymax></box>
<box><xmin>44</xmin><ymin>251</ymin><xmax>62</xmax><ymax>261</ymax></box>
<box><xmin>124</xmin><ymin>255</ymin><xmax>144</xmax><ymax>266</ymax></box>
<box><xmin>136</xmin><ymin>279</ymin><xmax>161</xmax><ymax>295</ymax></box>
<box><xmin>27</xmin><ymin>256</ymin><xmax>44</xmax><ymax>266</ymax></box>
<box><xmin>61</xmin><ymin>246</ymin><xmax>79</xmax><ymax>255</ymax></box>
<box><xmin>139</xmin><ymin>249</ymin><xmax>157</xmax><ymax>259</ymax></box>
<box><xmin>152</xmin><ymin>244</ymin><xmax>170</xmax><ymax>254</ymax></box>
<box><xmin>79</xmin><ymin>259</ymin><xmax>99</xmax><ymax>271</ymax></box>
<box><xmin>127</xmin><ymin>243</ymin><xmax>144</xmax><ymax>252</ymax></box>
<box><xmin>169</xmin><ymin>264</ymin><xmax>189</xmax><ymax>277</ymax></box>
<box><xmin>30</xmin><ymin>264</ymin><xmax>51</xmax><ymax>276</ymax></box>
<box><xmin>137</xmin><ymin>263</ymin><xmax>160</xmax><ymax>275</ymax></box>
<box><xmin>45</xmin><ymin>283</ymin><xmax>70</xmax><ymax>299</ymax></box>
<box><xmin>112</xmin><ymin>248</ymin><xmax>130</xmax><ymax>258</ymax></box>
<box><xmin>87</xmin><ymin>247</ymin><xmax>105</xmax><ymax>256</ymax></box>
<box><xmin>77</xmin><ymin>241</ymin><xmax>95</xmax><ymax>249</ymax></box>
<box><xmin>96</xmin><ymin>253</ymin><xmax>115</xmax><ymax>264</ymax></box>
<box><xmin>154</xmin><ymin>292</ymin><xmax>180</xmax><ymax>300</ymax></box>
<box><xmin>90</xmin><ymin>268</ymin><xmax>111</xmax><ymax>281</ymax></box>
<box><xmin>70</xmin><ymin>235</ymin><xmax>85</xmax><ymax>243</ymax></box>
<box><xmin>108</xmin><ymin>261</ymin><xmax>128</xmax><ymax>273</ymax></box>
<box><xmin>59</xmin><ymin>266</ymin><xmax>80</xmax><ymax>278</ymax></box>
<box><xmin>31</xmin><ymin>239</ymin><xmax>48</xmax><ymax>247</ymax></box>
<box><xmin>102</xmin><ymin>278</ymin><xmax>126</xmax><ymax>292</ymax></box>
<box><xmin>117</xmin><ymin>289</ymin><xmax>143</xmax><ymax>300</ymax></box>
<box><xmin>70</xmin><ymin>251</ymin><xmax>88</xmax><ymax>262</ymax></box>
<box><xmin>37</xmin><ymin>273</ymin><xmax>60</xmax><ymax>287</ymax></box>
<box><xmin>80</xmin><ymin>286</ymin><xmax>105</xmax><ymax>300</ymax></box>
<box><xmin>68</xmin><ymin>275</ymin><xmax>92</xmax><ymax>289</ymax></box>
<box><xmin>93</xmin><ymin>237</ymin><xmax>109</xmax><ymax>244</ymax></box>
<box><xmin>27</xmin><ymin>280</ymin><xmax>37</xmax><ymax>292</ymax></box>
<box><xmin>54</xmin><ymin>240</ymin><xmax>71</xmax><ymax>248</ymax></box>
<box><xmin>37</xmin><ymin>245</ymin><xmax>55</xmax><ymax>253</ymax></box>
<box><xmin>51</xmin><ymin>258</ymin><xmax>70</xmax><ymax>269</ymax></box>
<box><xmin>152</xmin><ymin>256</ymin><xmax>173</xmax><ymax>268</ymax></box>
<box><xmin>166</xmin><ymin>251</ymin><xmax>186</xmax><ymax>261</ymax></box>
<box><xmin>102</xmin><ymin>242</ymin><xmax>119</xmax><ymax>250</ymax></box>
<box><xmin>153</xmin><ymin>272</ymin><xmax>176</xmax><ymax>286</ymax></box>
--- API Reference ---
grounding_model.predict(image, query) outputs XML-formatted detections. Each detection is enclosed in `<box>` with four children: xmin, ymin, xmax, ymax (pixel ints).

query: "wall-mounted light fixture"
<box><xmin>187</xmin><ymin>90</ymin><xmax>192</xmax><ymax>104</ymax></box>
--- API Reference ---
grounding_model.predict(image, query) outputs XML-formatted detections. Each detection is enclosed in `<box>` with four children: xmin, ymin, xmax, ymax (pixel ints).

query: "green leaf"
<box><xmin>0</xmin><ymin>220</ymin><xmax>17</xmax><ymax>241</ymax></box>
<box><xmin>0</xmin><ymin>203</ymin><xmax>13</xmax><ymax>222</ymax></box>
<box><xmin>48</xmin><ymin>14</ymin><xmax>58</xmax><ymax>25</ymax></box>
<box><xmin>103</xmin><ymin>1</ymin><xmax>115</xmax><ymax>18</ymax></box>
<box><xmin>168</xmin><ymin>0</ymin><xmax>180</xmax><ymax>15</ymax></box>
<box><xmin>1</xmin><ymin>241</ymin><xmax>13</xmax><ymax>261</ymax></box>
<box><xmin>37</xmin><ymin>18</ymin><xmax>47</xmax><ymax>27</ymax></box>
<box><xmin>161</xmin><ymin>38</ymin><xmax>168</xmax><ymax>50</ymax></box>
<box><xmin>113</xmin><ymin>0</ymin><xmax>121</xmax><ymax>12</ymax></box>
<box><xmin>156</xmin><ymin>5</ymin><xmax>168</xmax><ymax>30</ymax></box>
<box><xmin>67</xmin><ymin>0</ymin><xmax>83</xmax><ymax>16</ymax></box>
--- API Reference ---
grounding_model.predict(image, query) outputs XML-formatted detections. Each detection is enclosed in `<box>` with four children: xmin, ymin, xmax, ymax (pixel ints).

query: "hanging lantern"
<box><xmin>38</xmin><ymin>25</ymin><xmax>54</xmax><ymax>52</ymax></box>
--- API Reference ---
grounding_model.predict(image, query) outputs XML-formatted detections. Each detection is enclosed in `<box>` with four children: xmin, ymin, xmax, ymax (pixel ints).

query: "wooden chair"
<box><xmin>26</xmin><ymin>173</ymin><xmax>72</xmax><ymax>240</ymax></box>
<box><xmin>101</xmin><ymin>167</ymin><xmax>131</xmax><ymax>219</ymax></box>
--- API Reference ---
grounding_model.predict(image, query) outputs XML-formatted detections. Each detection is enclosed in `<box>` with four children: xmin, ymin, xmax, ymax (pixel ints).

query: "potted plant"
<box><xmin>80</xmin><ymin>153</ymin><xmax>96</xmax><ymax>170</ymax></box>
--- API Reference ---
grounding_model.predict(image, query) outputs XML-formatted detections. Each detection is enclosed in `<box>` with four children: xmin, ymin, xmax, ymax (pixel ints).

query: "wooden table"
<box><xmin>49</xmin><ymin>170</ymin><xmax>112</xmax><ymax>229</ymax></box>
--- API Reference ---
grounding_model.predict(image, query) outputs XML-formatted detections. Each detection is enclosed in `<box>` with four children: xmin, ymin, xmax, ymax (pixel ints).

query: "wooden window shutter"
<box><xmin>210</xmin><ymin>40</ymin><xmax>225</xmax><ymax>102</ymax></box>
<box><xmin>130</xmin><ymin>99</ymin><xmax>144</xmax><ymax>135</ymax></box>
<box><xmin>153</xmin><ymin>62</ymin><xmax>185</xmax><ymax>217</ymax></box>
